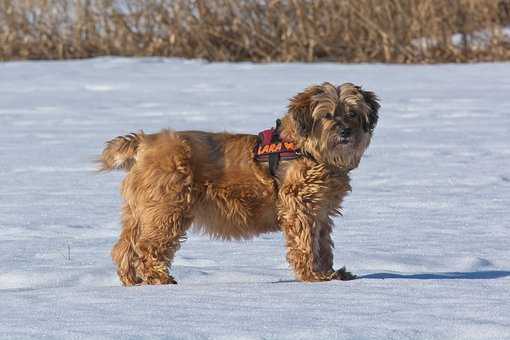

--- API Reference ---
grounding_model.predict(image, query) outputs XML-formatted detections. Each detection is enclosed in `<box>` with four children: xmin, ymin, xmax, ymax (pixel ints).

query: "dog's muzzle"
<box><xmin>339</xmin><ymin>128</ymin><xmax>351</xmax><ymax>144</ymax></box>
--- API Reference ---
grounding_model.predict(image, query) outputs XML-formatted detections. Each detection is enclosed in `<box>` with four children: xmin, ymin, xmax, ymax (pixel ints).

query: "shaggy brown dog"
<box><xmin>100</xmin><ymin>82</ymin><xmax>380</xmax><ymax>285</ymax></box>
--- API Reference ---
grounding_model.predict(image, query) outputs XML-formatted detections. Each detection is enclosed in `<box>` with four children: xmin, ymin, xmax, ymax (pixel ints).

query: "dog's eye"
<box><xmin>324</xmin><ymin>112</ymin><xmax>334</xmax><ymax>119</ymax></box>
<box><xmin>346</xmin><ymin>111</ymin><xmax>357</xmax><ymax>118</ymax></box>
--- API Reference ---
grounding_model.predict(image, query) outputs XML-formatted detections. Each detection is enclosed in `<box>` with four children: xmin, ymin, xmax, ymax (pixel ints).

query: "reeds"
<box><xmin>0</xmin><ymin>0</ymin><xmax>509</xmax><ymax>63</ymax></box>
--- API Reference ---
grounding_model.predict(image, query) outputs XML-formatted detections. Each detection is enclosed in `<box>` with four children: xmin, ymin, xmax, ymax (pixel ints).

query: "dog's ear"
<box><xmin>288</xmin><ymin>86</ymin><xmax>322</xmax><ymax>137</ymax></box>
<box><xmin>361</xmin><ymin>89</ymin><xmax>380</xmax><ymax>132</ymax></box>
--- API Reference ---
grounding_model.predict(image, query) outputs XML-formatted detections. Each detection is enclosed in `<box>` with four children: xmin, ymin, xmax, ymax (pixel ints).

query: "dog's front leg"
<box><xmin>316</xmin><ymin>218</ymin><xmax>334</xmax><ymax>273</ymax></box>
<box><xmin>277</xmin><ymin>163</ymin><xmax>335</xmax><ymax>282</ymax></box>
<box><xmin>316</xmin><ymin>217</ymin><xmax>356</xmax><ymax>281</ymax></box>
<box><xmin>278</xmin><ymin>162</ymin><xmax>356</xmax><ymax>282</ymax></box>
<box><xmin>278</xmin><ymin>203</ymin><xmax>356</xmax><ymax>282</ymax></box>
<box><xmin>278</xmin><ymin>208</ymin><xmax>328</xmax><ymax>282</ymax></box>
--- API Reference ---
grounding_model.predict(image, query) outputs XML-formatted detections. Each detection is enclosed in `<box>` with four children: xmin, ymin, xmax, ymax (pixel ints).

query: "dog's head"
<box><xmin>283</xmin><ymin>82</ymin><xmax>380</xmax><ymax>170</ymax></box>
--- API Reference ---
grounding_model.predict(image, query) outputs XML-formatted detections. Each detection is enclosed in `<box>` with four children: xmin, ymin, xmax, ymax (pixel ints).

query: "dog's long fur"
<box><xmin>100</xmin><ymin>82</ymin><xmax>380</xmax><ymax>285</ymax></box>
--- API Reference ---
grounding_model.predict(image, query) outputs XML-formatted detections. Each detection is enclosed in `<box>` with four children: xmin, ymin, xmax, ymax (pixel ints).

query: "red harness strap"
<box><xmin>254</xmin><ymin>120</ymin><xmax>300</xmax><ymax>175</ymax></box>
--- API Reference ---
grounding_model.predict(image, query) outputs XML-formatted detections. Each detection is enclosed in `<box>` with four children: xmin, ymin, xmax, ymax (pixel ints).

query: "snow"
<box><xmin>1</xmin><ymin>58</ymin><xmax>510</xmax><ymax>339</ymax></box>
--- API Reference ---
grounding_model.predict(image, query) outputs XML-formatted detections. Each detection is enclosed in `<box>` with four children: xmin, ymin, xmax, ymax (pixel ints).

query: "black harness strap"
<box><xmin>268</xmin><ymin>119</ymin><xmax>282</xmax><ymax>176</ymax></box>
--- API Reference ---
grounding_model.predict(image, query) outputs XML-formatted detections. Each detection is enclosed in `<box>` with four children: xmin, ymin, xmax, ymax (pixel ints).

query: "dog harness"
<box><xmin>255</xmin><ymin>119</ymin><xmax>300</xmax><ymax>176</ymax></box>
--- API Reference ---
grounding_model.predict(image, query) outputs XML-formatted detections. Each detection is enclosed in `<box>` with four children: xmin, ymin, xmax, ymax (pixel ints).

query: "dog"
<box><xmin>100</xmin><ymin>82</ymin><xmax>380</xmax><ymax>285</ymax></box>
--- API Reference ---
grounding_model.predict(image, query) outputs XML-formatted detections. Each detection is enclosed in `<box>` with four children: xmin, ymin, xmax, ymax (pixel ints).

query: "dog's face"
<box><xmin>286</xmin><ymin>82</ymin><xmax>380</xmax><ymax>170</ymax></box>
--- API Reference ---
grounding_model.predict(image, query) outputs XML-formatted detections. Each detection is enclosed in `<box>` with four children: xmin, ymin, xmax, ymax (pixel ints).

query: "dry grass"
<box><xmin>1</xmin><ymin>0</ymin><xmax>509</xmax><ymax>63</ymax></box>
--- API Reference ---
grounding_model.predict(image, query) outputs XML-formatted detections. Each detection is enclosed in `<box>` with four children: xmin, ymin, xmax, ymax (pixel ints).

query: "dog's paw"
<box><xmin>140</xmin><ymin>266</ymin><xmax>178</xmax><ymax>285</ymax></box>
<box><xmin>155</xmin><ymin>275</ymin><xmax>178</xmax><ymax>285</ymax></box>
<box><xmin>141</xmin><ymin>275</ymin><xmax>177</xmax><ymax>285</ymax></box>
<box><xmin>331</xmin><ymin>267</ymin><xmax>357</xmax><ymax>281</ymax></box>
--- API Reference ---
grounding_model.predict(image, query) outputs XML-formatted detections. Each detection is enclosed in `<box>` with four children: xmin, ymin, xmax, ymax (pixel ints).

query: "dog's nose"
<box><xmin>341</xmin><ymin>128</ymin><xmax>351</xmax><ymax>137</ymax></box>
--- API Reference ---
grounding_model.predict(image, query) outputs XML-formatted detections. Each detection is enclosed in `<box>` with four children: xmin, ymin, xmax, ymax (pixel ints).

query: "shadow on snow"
<box><xmin>360</xmin><ymin>270</ymin><xmax>510</xmax><ymax>280</ymax></box>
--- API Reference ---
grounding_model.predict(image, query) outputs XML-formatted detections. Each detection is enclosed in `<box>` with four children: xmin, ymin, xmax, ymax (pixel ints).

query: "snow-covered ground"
<box><xmin>1</xmin><ymin>58</ymin><xmax>509</xmax><ymax>339</ymax></box>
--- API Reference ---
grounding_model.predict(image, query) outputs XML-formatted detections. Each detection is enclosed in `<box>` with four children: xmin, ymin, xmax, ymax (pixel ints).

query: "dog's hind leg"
<box><xmin>127</xmin><ymin>131</ymin><xmax>194</xmax><ymax>285</ymax></box>
<box><xmin>112</xmin><ymin>203</ymin><xmax>143</xmax><ymax>286</ymax></box>
<box><xmin>134</xmin><ymin>207</ymin><xmax>193</xmax><ymax>285</ymax></box>
<box><xmin>112</xmin><ymin>201</ymin><xmax>193</xmax><ymax>286</ymax></box>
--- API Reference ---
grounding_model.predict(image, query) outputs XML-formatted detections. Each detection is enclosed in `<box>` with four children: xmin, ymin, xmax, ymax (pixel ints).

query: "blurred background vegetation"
<box><xmin>1</xmin><ymin>0</ymin><xmax>509</xmax><ymax>63</ymax></box>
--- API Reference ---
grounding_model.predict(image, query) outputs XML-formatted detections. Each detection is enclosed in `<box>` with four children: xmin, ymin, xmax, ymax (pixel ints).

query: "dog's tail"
<box><xmin>99</xmin><ymin>132</ymin><xmax>144</xmax><ymax>171</ymax></box>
